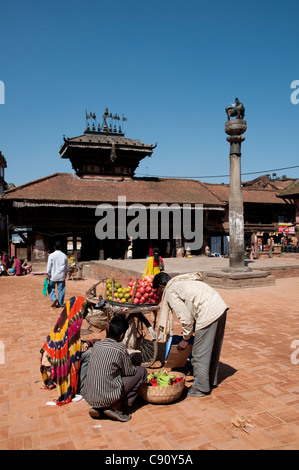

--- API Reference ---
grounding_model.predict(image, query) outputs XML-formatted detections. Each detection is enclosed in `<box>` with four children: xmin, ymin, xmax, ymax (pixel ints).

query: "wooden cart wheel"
<box><xmin>128</xmin><ymin>313</ymin><xmax>158</xmax><ymax>368</ymax></box>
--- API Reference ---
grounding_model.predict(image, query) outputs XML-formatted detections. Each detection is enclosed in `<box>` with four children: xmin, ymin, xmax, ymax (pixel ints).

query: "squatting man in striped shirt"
<box><xmin>82</xmin><ymin>316</ymin><xmax>148</xmax><ymax>422</ymax></box>
<box><xmin>153</xmin><ymin>272</ymin><xmax>228</xmax><ymax>397</ymax></box>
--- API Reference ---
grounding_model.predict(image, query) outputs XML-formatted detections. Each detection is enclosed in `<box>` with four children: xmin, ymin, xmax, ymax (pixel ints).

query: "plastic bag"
<box><xmin>42</xmin><ymin>278</ymin><xmax>49</xmax><ymax>297</ymax></box>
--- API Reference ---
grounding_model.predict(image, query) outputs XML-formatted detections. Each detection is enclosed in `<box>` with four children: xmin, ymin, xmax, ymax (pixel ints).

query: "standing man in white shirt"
<box><xmin>47</xmin><ymin>241</ymin><xmax>69</xmax><ymax>308</ymax></box>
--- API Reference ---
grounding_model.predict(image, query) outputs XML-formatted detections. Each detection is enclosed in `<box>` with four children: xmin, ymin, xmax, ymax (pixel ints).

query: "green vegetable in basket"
<box><xmin>147</xmin><ymin>370</ymin><xmax>177</xmax><ymax>386</ymax></box>
<box><xmin>158</xmin><ymin>375</ymin><xmax>171</xmax><ymax>386</ymax></box>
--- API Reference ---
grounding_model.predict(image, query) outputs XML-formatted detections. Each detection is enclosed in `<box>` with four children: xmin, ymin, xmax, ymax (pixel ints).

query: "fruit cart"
<box><xmin>84</xmin><ymin>276</ymin><xmax>161</xmax><ymax>367</ymax></box>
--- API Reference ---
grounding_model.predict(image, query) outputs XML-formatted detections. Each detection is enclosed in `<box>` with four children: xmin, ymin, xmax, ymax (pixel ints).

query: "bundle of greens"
<box><xmin>147</xmin><ymin>370</ymin><xmax>184</xmax><ymax>386</ymax></box>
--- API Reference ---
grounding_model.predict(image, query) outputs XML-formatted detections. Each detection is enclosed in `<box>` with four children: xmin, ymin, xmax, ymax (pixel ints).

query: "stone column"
<box><xmin>225</xmin><ymin>119</ymin><xmax>247</xmax><ymax>269</ymax></box>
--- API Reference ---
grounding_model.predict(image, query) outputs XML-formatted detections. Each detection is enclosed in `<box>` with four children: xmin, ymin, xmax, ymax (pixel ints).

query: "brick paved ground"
<box><xmin>0</xmin><ymin>268</ymin><xmax>299</xmax><ymax>450</ymax></box>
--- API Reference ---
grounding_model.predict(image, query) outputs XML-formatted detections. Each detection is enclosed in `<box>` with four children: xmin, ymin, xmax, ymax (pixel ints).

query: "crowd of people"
<box><xmin>2</xmin><ymin>241</ymin><xmax>229</xmax><ymax>423</ymax></box>
<box><xmin>40</xmin><ymin>242</ymin><xmax>228</xmax><ymax>423</ymax></box>
<box><xmin>0</xmin><ymin>250</ymin><xmax>32</xmax><ymax>276</ymax></box>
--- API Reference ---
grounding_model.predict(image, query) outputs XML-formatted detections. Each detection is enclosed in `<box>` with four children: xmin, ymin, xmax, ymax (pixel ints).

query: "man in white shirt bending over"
<box><xmin>153</xmin><ymin>272</ymin><xmax>228</xmax><ymax>397</ymax></box>
<box><xmin>47</xmin><ymin>241</ymin><xmax>68</xmax><ymax>308</ymax></box>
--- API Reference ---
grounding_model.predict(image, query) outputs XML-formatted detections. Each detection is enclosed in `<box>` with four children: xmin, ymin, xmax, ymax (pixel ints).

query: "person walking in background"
<box><xmin>268</xmin><ymin>237</ymin><xmax>274</xmax><ymax>259</ymax></box>
<box><xmin>250</xmin><ymin>243</ymin><xmax>256</xmax><ymax>260</ymax></box>
<box><xmin>47</xmin><ymin>241</ymin><xmax>68</xmax><ymax>308</ymax></box>
<box><xmin>142</xmin><ymin>247</ymin><xmax>165</xmax><ymax>277</ymax></box>
<box><xmin>1</xmin><ymin>251</ymin><xmax>9</xmax><ymax>271</ymax></box>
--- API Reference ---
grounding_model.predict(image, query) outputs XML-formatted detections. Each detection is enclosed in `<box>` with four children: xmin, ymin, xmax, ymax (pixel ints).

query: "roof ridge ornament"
<box><xmin>85</xmin><ymin>107</ymin><xmax>127</xmax><ymax>136</ymax></box>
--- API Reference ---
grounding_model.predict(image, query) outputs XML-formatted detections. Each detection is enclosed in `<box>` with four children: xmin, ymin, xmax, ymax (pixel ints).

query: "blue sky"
<box><xmin>1</xmin><ymin>0</ymin><xmax>299</xmax><ymax>187</ymax></box>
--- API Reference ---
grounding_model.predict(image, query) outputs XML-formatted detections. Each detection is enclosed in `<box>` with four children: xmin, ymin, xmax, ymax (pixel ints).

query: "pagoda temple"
<box><xmin>60</xmin><ymin>108</ymin><xmax>155</xmax><ymax>178</ymax></box>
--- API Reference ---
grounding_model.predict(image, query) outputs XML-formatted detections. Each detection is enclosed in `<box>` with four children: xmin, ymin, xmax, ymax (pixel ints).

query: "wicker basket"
<box><xmin>139</xmin><ymin>371</ymin><xmax>185</xmax><ymax>404</ymax></box>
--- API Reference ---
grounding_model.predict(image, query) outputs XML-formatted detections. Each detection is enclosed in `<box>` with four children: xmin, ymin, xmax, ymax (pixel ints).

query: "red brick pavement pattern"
<box><xmin>0</xmin><ymin>274</ymin><xmax>299</xmax><ymax>450</ymax></box>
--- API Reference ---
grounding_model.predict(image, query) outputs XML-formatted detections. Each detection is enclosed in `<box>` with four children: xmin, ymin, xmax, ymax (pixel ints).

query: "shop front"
<box><xmin>255</xmin><ymin>225</ymin><xmax>298</xmax><ymax>256</ymax></box>
<box><xmin>256</xmin><ymin>231</ymin><xmax>281</xmax><ymax>256</ymax></box>
<box><xmin>278</xmin><ymin>224</ymin><xmax>298</xmax><ymax>253</ymax></box>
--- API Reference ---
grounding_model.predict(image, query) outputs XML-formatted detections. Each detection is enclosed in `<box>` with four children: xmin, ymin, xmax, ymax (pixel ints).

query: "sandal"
<box><xmin>89</xmin><ymin>407</ymin><xmax>103</xmax><ymax>419</ymax></box>
<box><xmin>187</xmin><ymin>387</ymin><xmax>206</xmax><ymax>397</ymax></box>
<box><xmin>103</xmin><ymin>408</ymin><xmax>132</xmax><ymax>422</ymax></box>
